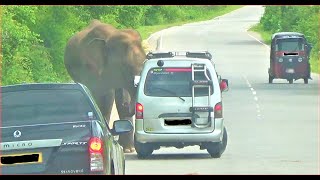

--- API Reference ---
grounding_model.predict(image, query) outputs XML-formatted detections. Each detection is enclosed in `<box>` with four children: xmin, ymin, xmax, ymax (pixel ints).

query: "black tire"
<box><xmin>123</xmin><ymin>159</ymin><xmax>126</xmax><ymax>175</ymax></box>
<box><xmin>110</xmin><ymin>162</ymin><xmax>115</xmax><ymax>175</ymax></box>
<box><xmin>288</xmin><ymin>79</ymin><xmax>293</xmax><ymax>84</ymax></box>
<box><xmin>268</xmin><ymin>75</ymin><xmax>273</xmax><ymax>84</ymax></box>
<box><xmin>304</xmin><ymin>78</ymin><xmax>308</xmax><ymax>84</ymax></box>
<box><xmin>134</xmin><ymin>139</ymin><xmax>153</xmax><ymax>159</ymax></box>
<box><xmin>206</xmin><ymin>127</ymin><xmax>228</xmax><ymax>158</ymax></box>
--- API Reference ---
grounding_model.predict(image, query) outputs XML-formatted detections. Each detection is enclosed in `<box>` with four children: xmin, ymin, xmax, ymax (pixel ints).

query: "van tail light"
<box><xmin>214</xmin><ymin>102</ymin><xmax>223</xmax><ymax>118</ymax></box>
<box><xmin>89</xmin><ymin>137</ymin><xmax>104</xmax><ymax>172</ymax></box>
<box><xmin>136</xmin><ymin>103</ymin><xmax>144</xmax><ymax>119</ymax></box>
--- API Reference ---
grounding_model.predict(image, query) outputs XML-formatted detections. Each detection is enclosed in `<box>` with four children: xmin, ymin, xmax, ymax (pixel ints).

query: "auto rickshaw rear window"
<box><xmin>276</xmin><ymin>38</ymin><xmax>304</xmax><ymax>51</ymax></box>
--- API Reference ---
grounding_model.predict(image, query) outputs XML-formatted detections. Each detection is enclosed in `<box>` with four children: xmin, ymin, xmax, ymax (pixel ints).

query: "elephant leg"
<box><xmin>94</xmin><ymin>89</ymin><xmax>115</xmax><ymax>124</ymax></box>
<box><xmin>115</xmin><ymin>88</ymin><xmax>135</xmax><ymax>153</ymax></box>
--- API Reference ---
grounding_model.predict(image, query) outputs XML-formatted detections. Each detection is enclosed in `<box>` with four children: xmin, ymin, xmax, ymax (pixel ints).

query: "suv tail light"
<box><xmin>214</xmin><ymin>102</ymin><xmax>223</xmax><ymax>118</ymax></box>
<box><xmin>89</xmin><ymin>137</ymin><xmax>104</xmax><ymax>172</ymax></box>
<box><xmin>136</xmin><ymin>103</ymin><xmax>144</xmax><ymax>119</ymax></box>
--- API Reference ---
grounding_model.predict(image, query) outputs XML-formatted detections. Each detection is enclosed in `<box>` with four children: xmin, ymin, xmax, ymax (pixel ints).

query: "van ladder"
<box><xmin>190</xmin><ymin>63</ymin><xmax>213</xmax><ymax>128</ymax></box>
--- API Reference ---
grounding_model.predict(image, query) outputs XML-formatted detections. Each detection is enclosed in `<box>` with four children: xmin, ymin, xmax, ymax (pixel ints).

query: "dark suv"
<box><xmin>0</xmin><ymin>83</ymin><xmax>132</xmax><ymax>175</ymax></box>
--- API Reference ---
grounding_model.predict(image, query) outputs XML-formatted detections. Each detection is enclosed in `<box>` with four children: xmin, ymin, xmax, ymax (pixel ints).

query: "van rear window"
<box><xmin>1</xmin><ymin>89</ymin><xmax>97</xmax><ymax>127</ymax></box>
<box><xmin>144</xmin><ymin>67</ymin><xmax>214</xmax><ymax>97</ymax></box>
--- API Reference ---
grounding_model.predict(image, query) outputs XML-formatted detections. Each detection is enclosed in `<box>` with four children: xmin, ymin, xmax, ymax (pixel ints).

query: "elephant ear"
<box><xmin>127</xmin><ymin>42</ymin><xmax>146</xmax><ymax>75</ymax></box>
<box><xmin>84</xmin><ymin>38</ymin><xmax>107</xmax><ymax>77</ymax></box>
<box><xmin>122</xmin><ymin>29</ymin><xmax>142</xmax><ymax>42</ymax></box>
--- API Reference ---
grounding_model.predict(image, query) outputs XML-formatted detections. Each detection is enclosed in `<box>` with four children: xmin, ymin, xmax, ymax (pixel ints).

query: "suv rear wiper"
<box><xmin>152</xmin><ymin>87</ymin><xmax>185</xmax><ymax>102</ymax></box>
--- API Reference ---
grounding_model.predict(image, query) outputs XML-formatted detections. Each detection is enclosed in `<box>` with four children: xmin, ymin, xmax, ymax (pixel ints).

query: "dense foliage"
<box><xmin>1</xmin><ymin>5</ymin><xmax>241</xmax><ymax>85</ymax></box>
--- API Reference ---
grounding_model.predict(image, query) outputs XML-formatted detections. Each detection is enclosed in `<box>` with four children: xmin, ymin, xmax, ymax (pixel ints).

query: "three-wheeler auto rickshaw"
<box><xmin>268</xmin><ymin>32</ymin><xmax>312</xmax><ymax>84</ymax></box>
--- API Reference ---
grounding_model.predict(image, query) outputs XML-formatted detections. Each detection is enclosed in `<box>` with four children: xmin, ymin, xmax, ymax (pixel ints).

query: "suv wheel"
<box><xmin>134</xmin><ymin>139</ymin><xmax>153</xmax><ymax>159</ymax></box>
<box><xmin>206</xmin><ymin>127</ymin><xmax>228</xmax><ymax>158</ymax></box>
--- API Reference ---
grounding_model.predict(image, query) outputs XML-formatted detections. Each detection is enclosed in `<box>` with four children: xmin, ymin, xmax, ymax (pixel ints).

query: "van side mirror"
<box><xmin>134</xmin><ymin>76</ymin><xmax>141</xmax><ymax>87</ymax></box>
<box><xmin>220</xmin><ymin>79</ymin><xmax>229</xmax><ymax>92</ymax></box>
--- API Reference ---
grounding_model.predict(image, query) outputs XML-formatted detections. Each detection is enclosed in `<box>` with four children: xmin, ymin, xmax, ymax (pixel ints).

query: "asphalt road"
<box><xmin>119</xmin><ymin>6</ymin><xmax>319</xmax><ymax>175</ymax></box>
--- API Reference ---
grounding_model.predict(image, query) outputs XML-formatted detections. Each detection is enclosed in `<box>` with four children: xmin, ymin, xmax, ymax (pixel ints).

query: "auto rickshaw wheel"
<box><xmin>288</xmin><ymin>79</ymin><xmax>293</xmax><ymax>84</ymax></box>
<box><xmin>268</xmin><ymin>75</ymin><xmax>273</xmax><ymax>84</ymax></box>
<box><xmin>304</xmin><ymin>78</ymin><xmax>308</xmax><ymax>84</ymax></box>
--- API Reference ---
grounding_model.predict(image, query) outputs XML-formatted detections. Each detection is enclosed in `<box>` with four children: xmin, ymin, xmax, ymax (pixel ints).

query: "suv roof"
<box><xmin>2</xmin><ymin>83</ymin><xmax>86</xmax><ymax>92</ymax></box>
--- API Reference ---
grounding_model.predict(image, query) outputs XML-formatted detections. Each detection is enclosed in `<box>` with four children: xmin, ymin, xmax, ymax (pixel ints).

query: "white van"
<box><xmin>134</xmin><ymin>51</ymin><xmax>229</xmax><ymax>159</ymax></box>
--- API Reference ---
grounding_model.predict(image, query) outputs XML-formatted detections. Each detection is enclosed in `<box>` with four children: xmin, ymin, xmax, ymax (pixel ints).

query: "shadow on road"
<box><xmin>125</xmin><ymin>153</ymin><xmax>212</xmax><ymax>161</ymax></box>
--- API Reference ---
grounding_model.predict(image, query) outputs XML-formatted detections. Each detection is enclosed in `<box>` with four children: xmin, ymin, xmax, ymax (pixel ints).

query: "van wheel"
<box><xmin>123</xmin><ymin>159</ymin><xmax>126</xmax><ymax>175</ymax></box>
<box><xmin>288</xmin><ymin>79</ymin><xmax>293</xmax><ymax>84</ymax></box>
<box><xmin>268</xmin><ymin>75</ymin><xmax>273</xmax><ymax>84</ymax></box>
<box><xmin>110</xmin><ymin>162</ymin><xmax>115</xmax><ymax>175</ymax></box>
<box><xmin>206</xmin><ymin>127</ymin><xmax>228</xmax><ymax>158</ymax></box>
<box><xmin>304</xmin><ymin>78</ymin><xmax>308</xmax><ymax>84</ymax></box>
<box><xmin>134</xmin><ymin>139</ymin><xmax>153</xmax><ymax>159</ymax></box>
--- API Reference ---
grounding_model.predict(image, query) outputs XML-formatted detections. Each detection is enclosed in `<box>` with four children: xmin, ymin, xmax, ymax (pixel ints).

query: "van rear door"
<box><xmin>140</xmin><ymin>66</ymin><xmax>219</xmax><ymax>134</ymax></box>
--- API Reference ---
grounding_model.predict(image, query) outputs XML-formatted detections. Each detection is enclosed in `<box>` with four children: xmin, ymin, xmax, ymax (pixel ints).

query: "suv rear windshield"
<box><xmin>2</xmin><ymin>89</ymin><xmax>97</xmax><ymax>127</ymax></box>
<box><xmin>144</xmin><ymin>67</ymin><xmax>214</xmax><ymax>97</ymax></box>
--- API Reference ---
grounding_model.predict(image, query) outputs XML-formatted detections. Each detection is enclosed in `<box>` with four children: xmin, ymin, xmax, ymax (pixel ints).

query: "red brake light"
<box><xmin>214</xmin><ymin>102</ymin><xmax>222</xmax><ymax>118</ymax></box>
<box><xmin>136</xmin><ymin>103</ymin><xmax>143</xmax><ymax>119</ymax></box>
<box><xmin>88</xmin><ymin>137</ymin><xmax>104</xmax><ymax>172</ymax></box>
<box><xmin>89</xmin><ymin>137</ymin><xmax>103</xmax><ymax>153</ymax></box>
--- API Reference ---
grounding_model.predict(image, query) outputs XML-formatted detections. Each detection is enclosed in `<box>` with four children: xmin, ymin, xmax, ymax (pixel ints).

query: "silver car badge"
<box><xmin>13</xmin><ymin>130</ymin><xmax>22</xmax><ymax>138</ymax></box>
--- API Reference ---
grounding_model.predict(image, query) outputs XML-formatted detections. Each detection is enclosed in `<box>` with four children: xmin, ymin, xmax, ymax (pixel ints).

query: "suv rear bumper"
<box><xmin>134</xmin><ymin>119</ymin><xmax>224</xmax><ymax>143</ymax></box>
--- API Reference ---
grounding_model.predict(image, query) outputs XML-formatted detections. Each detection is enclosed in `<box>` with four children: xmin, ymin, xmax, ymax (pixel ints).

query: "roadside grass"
<box><xmin>137</xmin><ymin>6</ymin><xmax>244</xmax><ymax>40</ymax></box>
<box><xmin>249</xmin><ymin>24</ymin><xmax>272</xmax><ymax>45</ymax></box>
<box><xmin>249</xmin><ymin>24</ymin><xmax>319</xmax><ymax>73</ymax></box>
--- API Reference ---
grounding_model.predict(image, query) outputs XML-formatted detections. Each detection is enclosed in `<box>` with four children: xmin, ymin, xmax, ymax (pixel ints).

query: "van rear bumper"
<box><xmin>134</xmin><ymin>119</ymin><xmax>224</xmax><ymax>143</ymax></box>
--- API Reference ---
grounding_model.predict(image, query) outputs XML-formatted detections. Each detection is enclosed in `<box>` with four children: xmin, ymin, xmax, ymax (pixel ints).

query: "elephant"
<box><xmin>64</xmin><ymin>20</ymin><xmax>146</xmax><ymax>153</ymax></box>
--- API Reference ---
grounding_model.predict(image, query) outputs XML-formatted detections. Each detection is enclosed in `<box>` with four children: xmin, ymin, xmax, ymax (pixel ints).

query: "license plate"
<box><xmin>0</xmin><ymin>152</ymin><xmax>42</xmax><ymax>166</ymax></box>
<box><xmin>286</xmin><ymin>68</ymin><xmax>295</xmax><ymax>73</ymax></box>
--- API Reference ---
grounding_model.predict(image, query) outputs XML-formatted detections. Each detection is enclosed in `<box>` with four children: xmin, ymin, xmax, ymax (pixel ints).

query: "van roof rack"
<box><xmin>146</xmin><ymin>51</ymin><xmax>213</xmax><ymax>60</ymax></box>
<box><xmin>146</xmin><ymin>51</ymin><xmax>174</xmax><ymax>59</ymax></box>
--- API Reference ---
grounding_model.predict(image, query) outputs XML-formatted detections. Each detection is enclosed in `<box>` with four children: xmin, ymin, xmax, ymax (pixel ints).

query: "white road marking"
<box><xmin>245</xmin><ymin>27</ymin><xmax>271</xmax><ymax>58</ymax></box>
<box><xmin>159</xmin><ymin>31</ymin><xmax>164</xmax><ymax>50</ymax></box>
<box><xmin>246</xmin><ymin>31</ymin><xmax>270</xmax><ymax>49</ymax></box>
<box><xmin>243</xmin><ymin>75</ymin><xmax>262</xmax><ymax>120</ymax></box>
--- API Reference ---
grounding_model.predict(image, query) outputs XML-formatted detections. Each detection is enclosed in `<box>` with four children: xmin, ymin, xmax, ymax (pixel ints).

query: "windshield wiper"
<box><xmin>152</xmin><ymin>87</ymin><xmax>185</xmax><ymax>102</ymax></box>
